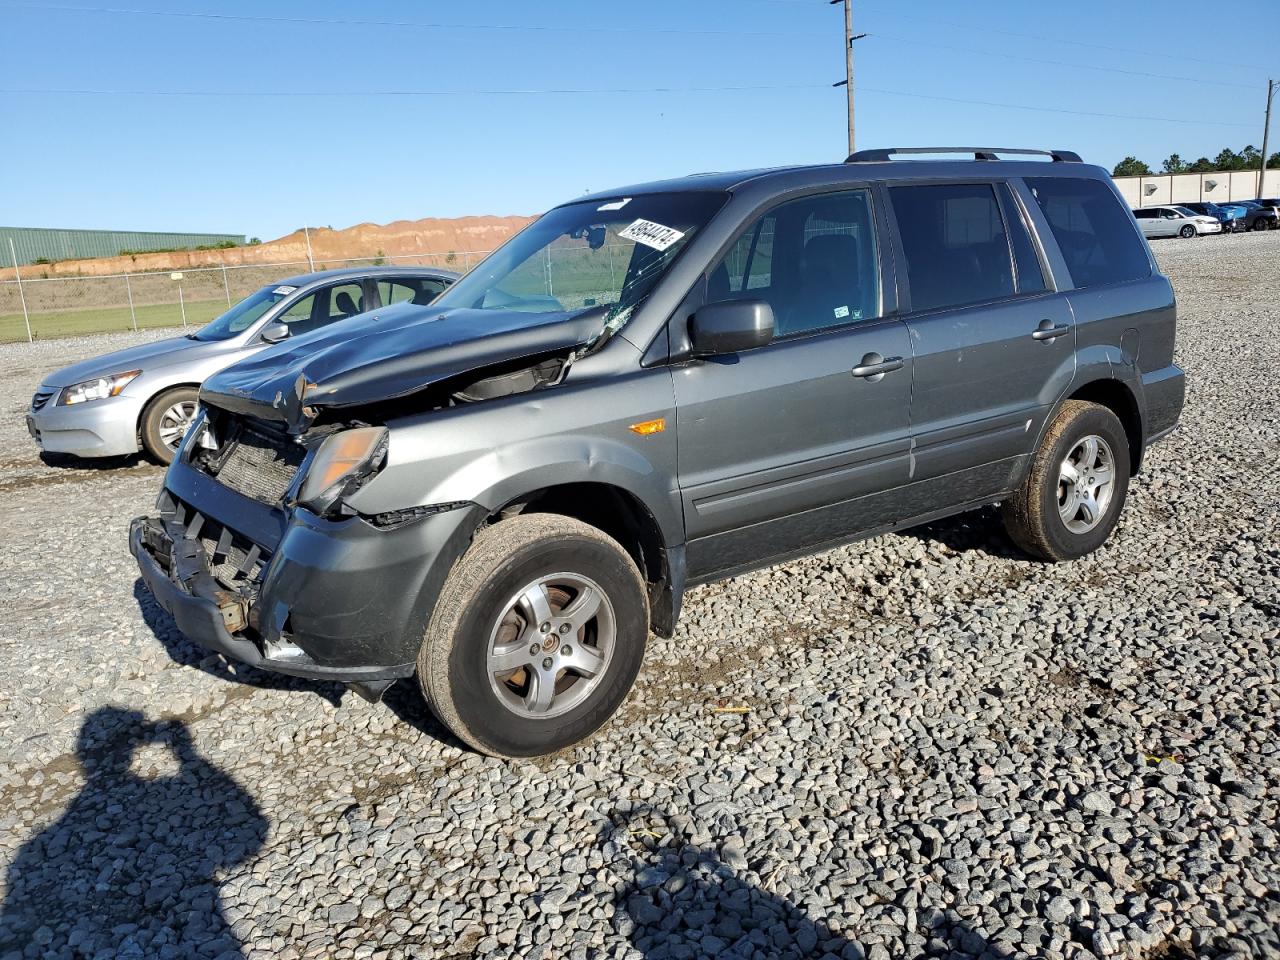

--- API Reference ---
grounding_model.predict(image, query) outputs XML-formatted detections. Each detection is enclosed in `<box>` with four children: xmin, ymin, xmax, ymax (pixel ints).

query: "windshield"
<box><xmin>1173</xmin><ymin>206</ymin><xmax>1198</xmax><ymax>217</ymax></box>
<box><xmin>191</xmin><ymin>284</ymin><xmax>297</xmax><ymax>341</ymax></box>
<box><xmin>434</xmin><ymin>191</ymin><xmax>727</xmax><ymax>334</ymax></box>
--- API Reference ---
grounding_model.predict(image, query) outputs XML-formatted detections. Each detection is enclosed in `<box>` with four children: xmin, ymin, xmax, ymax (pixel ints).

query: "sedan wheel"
<box><xmin>140</xmin><ymin>386</ymin><xmax>200</xmax><ymax>464</ymax></box>
<box><xmin>1179</xmin><ymin>224</ymin><xmax>1196</xmax><ymax>238</ymax></box>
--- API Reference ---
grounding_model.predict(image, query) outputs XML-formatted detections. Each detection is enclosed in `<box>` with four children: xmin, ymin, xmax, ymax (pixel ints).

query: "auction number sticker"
<box><xmin>619</xmin><ymin>218</ymin><xmax>685</xmax><ymax>251</ymax></box>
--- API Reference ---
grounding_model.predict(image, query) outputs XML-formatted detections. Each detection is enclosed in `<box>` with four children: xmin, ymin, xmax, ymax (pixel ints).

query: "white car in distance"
<box><xmin>1133</xmin><ymin>205</ymin><xmax>1222</xmax><ymax>239</ymax></box>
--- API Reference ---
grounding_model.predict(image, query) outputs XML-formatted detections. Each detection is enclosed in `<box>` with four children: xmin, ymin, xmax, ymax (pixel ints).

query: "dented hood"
<box><xmin>200</xmin><ymin>302</ymin><xmax>601</xmax><ymax>431</ymax></box>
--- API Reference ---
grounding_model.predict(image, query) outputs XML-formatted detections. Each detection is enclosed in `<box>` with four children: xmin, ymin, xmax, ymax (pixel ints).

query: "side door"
<box><xmin>672</xmin><ymin>187</ymin><xmax>915</xmax><ymax>581</ymax></box>
<box><xmin>1133</xmin><ymin>208</ymin><xmax>1159</xmax><ymax>237</ymax></box>
<box><xmin>1156</xmin><ymin>208</ymin><xmax>1183</xmax><ymax>237</ymax></box>
<box><xmin>886</xmin><ymin>179</ymin><xmax>1075</xmax><ymax>500</ymax></box>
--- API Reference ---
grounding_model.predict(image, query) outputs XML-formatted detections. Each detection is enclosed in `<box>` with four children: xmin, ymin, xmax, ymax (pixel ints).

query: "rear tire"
<box><xmin>418</xmin><ymin>513</ymin><xmax>649</xmax><ymax>758</ymax></box>
<box><xmin>140</xmin><ymin>387</ymin><xmax>199</xmax><ymax>465</ymax></box>
<box><xmin>1002</xmin><ymin>400</ymin><xmax>1131</xmax><ymax>562</ymax></box>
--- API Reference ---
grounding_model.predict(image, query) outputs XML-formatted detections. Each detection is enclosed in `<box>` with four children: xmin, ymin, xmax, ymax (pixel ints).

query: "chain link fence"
<box><xmin>0</xmin><ymin>250</ymin><xmax>489</xmax><ymax>344</ymax></box>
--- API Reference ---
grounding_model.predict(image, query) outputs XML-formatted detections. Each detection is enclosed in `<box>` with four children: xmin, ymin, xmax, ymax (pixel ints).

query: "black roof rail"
<box><xmin>845</xmin><ymin>147</ymin><xmax>1083</xmax><ymax>164</ymax></box>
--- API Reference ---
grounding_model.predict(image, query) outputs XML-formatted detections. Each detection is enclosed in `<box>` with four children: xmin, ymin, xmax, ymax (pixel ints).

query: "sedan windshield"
<box><xmin>191</xmin><ymin>284</ymin><xmax>296</xmax><ymax>341</ymax></box>
<box><xmin>434</xmin><ymin>191</ymin><xmax>727</xmax><ymax>334</ymax></box>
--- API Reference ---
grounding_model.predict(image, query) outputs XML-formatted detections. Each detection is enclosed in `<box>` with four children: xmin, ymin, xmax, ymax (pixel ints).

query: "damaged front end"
<box><xmin>129</xmin><ymin>307</ymin><xmax>599</xmax><ymax>690</ymax></box>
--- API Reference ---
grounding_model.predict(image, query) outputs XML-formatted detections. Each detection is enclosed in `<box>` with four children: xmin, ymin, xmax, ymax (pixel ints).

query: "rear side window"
<box><xmin>890</xmin><ymin>182</ymin><xmax>1015</xmax><ymax>312</ymax></box>
<box><xmin>999</xmin><ymin>183</ymin><xmax>1048</xmax><ymax>294</ymax></box>
<box><xmin>1025</xmin><ymin>177</ymin><xmax>1151</xmax><ymax>288</ymax></box>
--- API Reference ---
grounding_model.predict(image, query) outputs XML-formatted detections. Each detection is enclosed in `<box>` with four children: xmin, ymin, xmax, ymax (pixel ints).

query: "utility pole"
<box><xmin>830</xmin><ymin>0</ymin><xmax>865</xmax><ymax>156</ymax></box>
<box><xmin>1260</xmin><ymin>79</ymin><xmax>1277</xmax><ymax>199</ymax></box>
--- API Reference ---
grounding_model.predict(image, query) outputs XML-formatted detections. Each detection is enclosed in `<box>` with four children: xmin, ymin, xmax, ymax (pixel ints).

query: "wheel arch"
<box><xmin>491</xmin><ymin>481</ymin><xmax>682</xmax><ymax>638</ymax></box>
<box><xmin>136</xmin><ymin>381</ymin><xmax>203</xmax><ymax>438</ymax></box>
<box><xmin>1063</xmin><ymin>377</ymin><xmax>1144</xmax><ymax>474</ymax></box>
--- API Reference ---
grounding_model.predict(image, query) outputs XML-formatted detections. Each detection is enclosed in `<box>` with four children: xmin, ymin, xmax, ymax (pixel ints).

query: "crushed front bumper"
<box><xmin>130</xmin><ymin>460</ymin><xmax>485</xmax><ymax>682</ymax></box>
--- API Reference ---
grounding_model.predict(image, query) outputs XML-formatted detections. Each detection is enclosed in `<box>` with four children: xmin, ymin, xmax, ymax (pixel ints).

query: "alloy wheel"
<box><xmin>486</xmin><ymin>572</ymin><xmax>616</xmax><ymax>719</ymax></box>
<box><xmin>1058</xmin><ymin>435</ymin><xmax>1116</xmax><ymax>535</ymax></box>
<box><xmin>158</xmin><ymin>400</ymin><xmax>198</xmax><ymax>451</ymax></box>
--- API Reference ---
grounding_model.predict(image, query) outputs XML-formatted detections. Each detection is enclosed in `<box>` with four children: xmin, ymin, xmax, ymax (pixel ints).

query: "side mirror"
<box><xmin>260</xmin><ymin>322</ymin><xmax>291</xmax><ymax>344</ymax></box>
<box><xmin>689</xmin><ymin>300</ymin><xmax>775</xmax><ymax>357</ymax></box>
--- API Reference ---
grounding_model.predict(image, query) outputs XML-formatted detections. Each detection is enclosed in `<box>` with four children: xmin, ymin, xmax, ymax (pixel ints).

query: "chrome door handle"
<box><xmin>1032</xmin><ymin>320</ymin><xmax>1070</xmax><ymax>341</ymax></box>
<box><xmin>851</xmin><ymin>353</ymin><xmax>904</xmax><ymax>379</ymax></box>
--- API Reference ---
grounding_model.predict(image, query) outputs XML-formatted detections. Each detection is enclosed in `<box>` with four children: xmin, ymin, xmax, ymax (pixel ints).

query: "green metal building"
<box><xmin>1</xmin><ymin>226</ymin><xmax>246</xmax><ymax>266</ymax></box>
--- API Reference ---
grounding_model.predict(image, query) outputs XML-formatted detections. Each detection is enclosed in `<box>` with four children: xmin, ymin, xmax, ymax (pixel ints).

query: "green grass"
<box><xmin>0</xmin><ymin>299</ymin><xmax>225</xmax><ymax>343</ymax></box>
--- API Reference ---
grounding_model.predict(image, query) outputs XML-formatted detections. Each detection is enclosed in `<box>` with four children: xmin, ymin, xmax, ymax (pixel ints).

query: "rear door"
<box><xmin>886</xmin><ymin>179</ymin><xmax>1076</xmax><ymax>501</ymax></box>
<box><xmin>673</xmin><ymin>188</ymin><xmax>914</xmax><ymax>580</ymax></box>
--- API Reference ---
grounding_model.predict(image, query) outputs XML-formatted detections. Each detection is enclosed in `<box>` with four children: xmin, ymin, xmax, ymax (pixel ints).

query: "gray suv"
<box><xmin>131</xmin><ymin>147</ymin><xmax>1185</xmax><ymax>757</ymax></box>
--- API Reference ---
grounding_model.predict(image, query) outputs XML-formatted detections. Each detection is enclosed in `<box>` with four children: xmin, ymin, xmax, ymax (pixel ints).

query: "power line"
<box><xmin>859</xmin><ymin>87</ymin><xmax>1255</xmax><ymax>128</ymax></box>
<box><xmin>0</xmin><ymin>2</ymin><xmax>828</xmax><ymax>37</ymax></box>
<box><xmin>2</xmin><ymin>83</ymin><xmax>1255</xmax><ymax>128</ymax></box>
<box><xmin>869</xmin><ymin>32</ymin><xmax>1258</xmax><ymax>91</ymax></box>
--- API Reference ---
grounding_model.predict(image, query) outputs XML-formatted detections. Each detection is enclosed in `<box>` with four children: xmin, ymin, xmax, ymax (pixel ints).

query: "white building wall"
<box><xmin>1116</xmin><ymin>169</ymin><xmax>1280</xmax><ymax>207</ymax></box>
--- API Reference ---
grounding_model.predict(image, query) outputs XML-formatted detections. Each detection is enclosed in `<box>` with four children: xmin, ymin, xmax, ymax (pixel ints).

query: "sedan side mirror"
<box><xmin>260</xmin><ymin>322</ymin><xmax>291</xmax><ymax>344</ymax></box>
<box><xmin>689</xmin><ymin>300</ymin><xmax>775</xmax><ymax>357</ymax></box>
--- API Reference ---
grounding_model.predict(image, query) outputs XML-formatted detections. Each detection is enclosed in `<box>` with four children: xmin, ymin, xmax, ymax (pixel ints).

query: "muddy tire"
<box><xmin>1002</xmin><ymin>400</ymin><xmax>1131</xmax><ymax>562</ymax></box>
<box><xmin>140</xmin><ymin>386</ymin><xmax>199</xmax><ymax>465</ymax></box>
<box><xmin>418</xmin><ymin>513</ymin><xmax>648</xmax><ymax>758</ymax></box>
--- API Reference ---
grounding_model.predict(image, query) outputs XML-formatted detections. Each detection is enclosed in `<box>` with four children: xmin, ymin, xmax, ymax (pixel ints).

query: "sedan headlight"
<box><xmin>57</xmin><ymin>370</ymin><xmax>141</xmax><ymax>406</ymax></box>
<box><xmin>295</xmin><ymin>426</ymin><xmax>388</xmax><ymax>516</ymax></box>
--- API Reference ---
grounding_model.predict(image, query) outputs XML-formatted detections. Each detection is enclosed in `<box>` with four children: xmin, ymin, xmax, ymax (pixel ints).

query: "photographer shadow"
<box><xmin>602</xmin><ymin>807</ymin><xmax>995</xmax><ymax>960</ymax></box>
<box><xmin>133</xmin><ymin>578</ymin><xmax>345</xmax><ymax>706</ymax></box>
<box><xmin>0</xmin><ymin>707</ymin><xmax>267</xmax><ymax>958</ymax></box>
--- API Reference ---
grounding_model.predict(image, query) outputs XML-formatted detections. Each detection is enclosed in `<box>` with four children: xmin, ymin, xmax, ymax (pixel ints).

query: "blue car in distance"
<box><xmin>1179</xmin><ymin>201</ymin><xmax>1245</xmax><ymax>234</ymax></box>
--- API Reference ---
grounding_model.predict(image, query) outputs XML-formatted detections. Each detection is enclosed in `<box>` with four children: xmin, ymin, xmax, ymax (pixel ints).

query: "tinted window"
<box><xmin>378</xmin><ymin>277</ymin><xmax>448</xmax><ymax>307</ymax></box>
<box><xmin>1026</xmin><ymin>177</ymin><xmax>1151</xmax><ymax>288</ymax></box>
<box><xmin>328</xmin><ymin>282</ymin><xmax>367</xmax><ymax>321</ymax></box>
<box><xmin>706</xmin><ymin>189</ymin><xmax>880</xmax><ymax>337</ymax></box>
<box><xmin>1133</xmin><ymin>208</ymin><xmax>1155</xmax><ymax>219</ymax></box>
<box><xmin>890</xmin><ymin>183</ymin><xmax>1015</xmax><ymax>312</ymax></box>
<box><xmin>999</xmin><ymin>183</ymin><xmax>1047</xmax><ymax>294</ymax></box>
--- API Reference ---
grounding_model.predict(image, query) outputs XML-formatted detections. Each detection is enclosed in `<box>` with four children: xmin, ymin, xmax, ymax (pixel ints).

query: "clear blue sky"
<box><xmin>1</xmin><ymin>0</ymin><xmax>1272</xmax><ymax>242</ymax></box>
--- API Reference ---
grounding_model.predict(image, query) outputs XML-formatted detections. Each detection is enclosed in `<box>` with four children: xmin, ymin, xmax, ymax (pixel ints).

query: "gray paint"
<box><xmin>137</xmin><ymin>154</ymin><xmax>1186</xmax><ymax>682</ymax></box>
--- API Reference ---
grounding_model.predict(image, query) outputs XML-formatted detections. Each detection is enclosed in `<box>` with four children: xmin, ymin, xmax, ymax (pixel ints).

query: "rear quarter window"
<box><xmin>1025</xmin><ymin>177</ymin><xmax>1151</xmax><ymax>288</ymax></box>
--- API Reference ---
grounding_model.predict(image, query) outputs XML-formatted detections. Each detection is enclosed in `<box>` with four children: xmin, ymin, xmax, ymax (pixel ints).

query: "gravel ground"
<box><xmin>0</xmin><ymin>233</ymin><xmax>1277</xmax><ymax>960</ymax></box>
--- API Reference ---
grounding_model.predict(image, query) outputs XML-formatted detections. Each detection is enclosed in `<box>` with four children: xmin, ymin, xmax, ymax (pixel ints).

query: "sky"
<box><xmin>1</xmin><ymin>0</ymin><xmax>1273</xmax><ymax>242</ymax></box>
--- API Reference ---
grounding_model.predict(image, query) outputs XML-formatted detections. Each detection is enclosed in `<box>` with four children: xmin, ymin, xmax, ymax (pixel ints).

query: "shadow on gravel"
<box><xmin>380</xmin><ymin>678</ymin><xmax>470</xmax><ymax>749</ymax></box>
<box><xmin>899</xmin><ymin>505</ymin><xmax>1031</xmax><ymax>562</ymax></box>
<box><xmin>38</xmin><ymin>450</ymin><xmax>157</xmax><ymax>471</ymax></box>
<box><xmin>602</xmin><ymin>808</ymin><xmax>993</xmax><ymax>960</ymax></box>
<box><xmin>0</xmin><ymin>707</ymin><xmax>266</xmax><ymax>958</ymax></box>
<box><xmin>133</xmin><ymin>579</ymin><xmax>346</xmax><ymax>707</ymax></box>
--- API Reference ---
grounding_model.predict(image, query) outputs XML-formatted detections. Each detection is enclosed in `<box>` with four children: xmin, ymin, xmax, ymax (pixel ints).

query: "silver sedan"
<box><xmin>26</xmin><ymin>266</ymin><xmax>456</xmax><ymax>463</ymax></box>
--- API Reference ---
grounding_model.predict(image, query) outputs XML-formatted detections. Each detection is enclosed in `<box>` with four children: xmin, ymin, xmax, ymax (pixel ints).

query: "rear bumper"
<box><xmin>27</xmin><ymin>391</ymin><xmax>143</xmax><ymax>457</ymax></box>
<box><xmin>131</xmin><ymin>461</ymin><xmax>485</xmax><ymax>682</ymax></box>
<box><xmin>1141</xmin><ymin>363</ymin><xmax>1186</xmax><ymax>446</ymax></box>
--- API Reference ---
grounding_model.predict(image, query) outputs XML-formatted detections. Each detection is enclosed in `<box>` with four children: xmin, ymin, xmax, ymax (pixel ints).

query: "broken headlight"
<box><xmin>295</xmin><ymin>426</ymin><xmax>388</xmax><ymax>517</ymax></box>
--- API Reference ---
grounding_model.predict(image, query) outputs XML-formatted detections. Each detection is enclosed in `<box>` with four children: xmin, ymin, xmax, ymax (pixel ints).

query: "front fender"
<box><xmin>345</xmin><ymin>368</ymin><xmax>683</xmax><ymax>546</ymax></box>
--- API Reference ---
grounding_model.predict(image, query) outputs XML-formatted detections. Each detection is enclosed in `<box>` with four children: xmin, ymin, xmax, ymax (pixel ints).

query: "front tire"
<box><xmin>1178</xmin><ymin>224</ymin><xmax>1196</xmax><ymax>239</ymax></box>
<box><xmin>140</xmin><ymin>386</ymin><xmax>199</xmax><ymax>464</ymax></box>
<box><xmin>418</xmin><ymin>514</ymin><xmax>649</xmax><ymax>758</ymax></box>
<box><xmin>1002</xmin><ymin>400</ymin><xmax>1131</xmax><ymax>562</ymax></box>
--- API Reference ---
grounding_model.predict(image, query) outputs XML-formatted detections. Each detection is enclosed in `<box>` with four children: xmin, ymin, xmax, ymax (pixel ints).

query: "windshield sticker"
<box><xmin>272</xmin><ymin>285</ymin><xmax>298</xmax><ymax>296</ymax></box>
<box><xmin>597</xmin><ymin>198</ymin><xmax>631</xmax><ymax>212</ymax></box>
<box><xmin>619</xmin><ymin>218</ymin><xmax>685</xmax><ymax>252</ymax></box>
